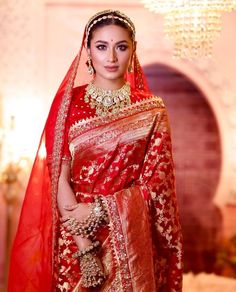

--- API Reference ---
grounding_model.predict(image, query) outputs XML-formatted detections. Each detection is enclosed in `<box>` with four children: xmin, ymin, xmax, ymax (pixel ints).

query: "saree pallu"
<box><xmin>55</xmin><ymin>93</ymin><xmax>183</xmax><ymax>292</ymax></box>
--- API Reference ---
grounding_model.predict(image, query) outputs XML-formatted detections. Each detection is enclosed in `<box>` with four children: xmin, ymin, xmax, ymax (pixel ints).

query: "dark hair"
<box><xmin>86</xmin><ymin>11</ymin><xmax>135</xmax><ymax>48</ymax></box>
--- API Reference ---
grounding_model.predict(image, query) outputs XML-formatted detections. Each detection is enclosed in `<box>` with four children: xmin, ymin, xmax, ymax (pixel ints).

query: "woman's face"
<box><xmin>88</xmin><ymin>24</ymin><xmax>134</xmax><ymax>85</ymax></box>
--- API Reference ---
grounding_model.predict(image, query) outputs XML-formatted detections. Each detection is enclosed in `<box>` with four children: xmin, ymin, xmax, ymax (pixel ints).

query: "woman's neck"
<box><xmin>92</xmin><ymin>76</ymin><xmax>126</xmax><ymax>90</ymax></box>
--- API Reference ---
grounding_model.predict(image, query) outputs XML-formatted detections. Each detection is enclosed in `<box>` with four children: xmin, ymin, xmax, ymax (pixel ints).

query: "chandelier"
<box><xmin>141</xmin><ymin>0</ymin><xmax>236</xmax><ymax>59</ymax></box>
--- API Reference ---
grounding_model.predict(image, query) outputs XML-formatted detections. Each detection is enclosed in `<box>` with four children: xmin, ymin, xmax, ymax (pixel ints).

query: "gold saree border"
<box><xmin>50</xmin><ymin>55</ymin><xmax>80</xmax><ymax>279</ymax></box>
<box><xmin>104</xmin><ymin>195</ymin><xmax>133</xmax><ymax>292</ymax></box>
<box><xmin>69</xmin><ymin>96</ymin><xmax>164</xmax><ymax>142</ymax></box>
<box><xmin>70</xmin><ymin>113</ymin><xmax>156</xmax><ymax>157</ymax></box>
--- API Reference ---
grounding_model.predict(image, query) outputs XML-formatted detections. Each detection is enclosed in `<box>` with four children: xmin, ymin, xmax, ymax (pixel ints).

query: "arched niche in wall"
<box><xmin>143</xmin><ymin>63</ymin><xmax>222</xmax><ymax>272</ymax></box>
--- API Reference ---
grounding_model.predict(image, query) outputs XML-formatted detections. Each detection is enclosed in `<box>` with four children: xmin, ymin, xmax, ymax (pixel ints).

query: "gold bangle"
<box><xmin>73</xmin><ymin>240</ymin><xmax>100</xmax><ymax>258</ymax></box>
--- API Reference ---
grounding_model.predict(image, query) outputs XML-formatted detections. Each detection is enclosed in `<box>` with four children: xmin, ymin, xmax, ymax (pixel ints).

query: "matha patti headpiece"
<box><xmin>85</xmin><ymin>9</ymin><xmax>136</xmax><ymax>46</ymax></box>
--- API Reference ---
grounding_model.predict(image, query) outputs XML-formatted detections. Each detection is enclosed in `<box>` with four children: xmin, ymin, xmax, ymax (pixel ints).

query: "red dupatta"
<box><xmin>7</xmin><ymin>31</ymin><xmax>83</xmax><ymax>290</ymax></box>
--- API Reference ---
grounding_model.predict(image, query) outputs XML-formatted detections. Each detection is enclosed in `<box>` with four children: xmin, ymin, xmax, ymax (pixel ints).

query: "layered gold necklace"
<box><xmin>84</xmin><ymin>81</ymin><xmax>131</xmax><ymax>116</ymax></box>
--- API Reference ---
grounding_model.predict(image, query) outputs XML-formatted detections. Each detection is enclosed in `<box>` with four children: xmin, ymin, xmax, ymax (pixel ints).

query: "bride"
<box><xmin>8</xmin><ymin>9</ymin><xmax>183</xmax><ymax>292</ymax></box>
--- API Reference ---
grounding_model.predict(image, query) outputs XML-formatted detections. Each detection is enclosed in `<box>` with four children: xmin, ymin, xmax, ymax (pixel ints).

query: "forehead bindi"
<box><xmin>91</xmin><ymin>24</ymin><xmax>131</xmax><ymax>43</ymax></box>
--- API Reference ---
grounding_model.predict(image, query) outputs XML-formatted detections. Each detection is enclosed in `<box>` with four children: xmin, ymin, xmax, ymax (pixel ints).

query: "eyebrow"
<box><xmin>94</xmin><ymin>40</ymin><xmax>129</xmax><ymax>45</ymax></box>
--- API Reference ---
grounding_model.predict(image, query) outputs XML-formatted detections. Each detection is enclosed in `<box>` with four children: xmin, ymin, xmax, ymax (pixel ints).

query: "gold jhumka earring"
<box><xmin>128</xmin><ymin>56</ymin><xmax>133</xmax><ymax>73</ymax></box>
<box><xmin>128</xmin><ymin>64</ymin><xmax>133</xmax><ymax>73</ymax></box>
<box><xmin>87</xmin><ymin>56</ymin><xmax>94</xmax><ymax>76</ymax></box>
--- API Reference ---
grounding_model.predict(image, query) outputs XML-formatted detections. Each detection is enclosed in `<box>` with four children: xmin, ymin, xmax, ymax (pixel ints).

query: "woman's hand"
<box><xmin>60</xmin><ymin>203</ymin><xmax>92</xmax><ymax>226</ymax></box>
<box><xmin>60</xmin><ymin>197</ymin><xmax>108</xmax><ymax>241</ymax></box>
<box><xmin>60</xmin><ymin>203</ymin><xmax>93</xmax><ymax>250</ymax></box>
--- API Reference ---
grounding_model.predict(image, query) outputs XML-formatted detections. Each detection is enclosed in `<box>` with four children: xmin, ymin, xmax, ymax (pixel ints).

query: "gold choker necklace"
<box><xmin>84</xmin><ymin>81</ymin><xmax>131</xmax><ymax>116</ymax></box>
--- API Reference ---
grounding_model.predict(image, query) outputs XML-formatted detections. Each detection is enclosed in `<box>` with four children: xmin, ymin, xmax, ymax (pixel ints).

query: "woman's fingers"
<box><xmin>63</xmin><ymin>203</ymin><xmax>92</xmax><ymax>220</ymax></box>
<box><xmin>60</xmin><ymin>217</ymin><xmax>71</xmax><ymax>230</ymax></box>
<box><xmin>60</xmin><ymin>203</ymin><xmax>92</xmax><ymax>229</ymax></box>
<box><xmin>60</xmin><ymin>215</ymin><xmax>71</xmax><ymax>223</ymax></box>
<box><xmin>60</xmin><ymin>216</ymin><xmax>77</xmax><ymax>232</ymax></box>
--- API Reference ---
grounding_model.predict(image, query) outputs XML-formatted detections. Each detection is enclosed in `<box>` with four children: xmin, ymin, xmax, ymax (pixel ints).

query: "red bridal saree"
<box><xmin>53</xmin><ymin>85</ymin><xmax>183</xmax><ymax>291</ymax></box>
<box><xmin>8</xmin><ymin>46</ymin><xmax>183</xmax><ymax>291</ymax></box>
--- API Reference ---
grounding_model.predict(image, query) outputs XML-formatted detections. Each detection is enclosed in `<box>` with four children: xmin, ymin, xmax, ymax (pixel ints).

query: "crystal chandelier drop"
<box><xmin>141</xmin><ymin>0</ymin><xmax>236</xmax><ymax>59</ymax></box>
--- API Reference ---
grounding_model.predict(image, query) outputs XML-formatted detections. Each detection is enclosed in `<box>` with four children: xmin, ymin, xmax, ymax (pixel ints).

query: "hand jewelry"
<box><xmin>79</xmin><ymin>251</ymin><xmax>105</xmax><ymax>288</ymax></box>
<box><xmin>73</xmin><ymin>241</ymin><xmax>105</xmax><ymax>288</ymax></box>
<box><xmin>66</xmin><ymin>196</ymin><xmax>109</xmax><ymax>238</ymax></box>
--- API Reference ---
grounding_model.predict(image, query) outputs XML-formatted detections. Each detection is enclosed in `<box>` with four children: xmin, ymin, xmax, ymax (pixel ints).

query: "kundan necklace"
<box><xmin>84</xmin><ymin>81</ymin><xmax>131</xmax><ymax>116</ymax></box>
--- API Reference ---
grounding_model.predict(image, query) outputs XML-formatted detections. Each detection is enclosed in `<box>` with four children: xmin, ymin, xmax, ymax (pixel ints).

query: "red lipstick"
<box><xmin>104</xmin><ymin>66</ymin><xmax>119</xmax><ymax>72</ymax></box>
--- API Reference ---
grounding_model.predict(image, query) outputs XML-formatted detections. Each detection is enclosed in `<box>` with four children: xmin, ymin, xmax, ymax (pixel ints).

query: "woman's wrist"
<box><xmin>73</xmin><ymin>240</ymin><xmax>100</xmax><ymax>258</ymax></box>
<box><xmin>76</xmin><ymin>237</ymin><xmax>92</xmax><ymax>250</ymax></box>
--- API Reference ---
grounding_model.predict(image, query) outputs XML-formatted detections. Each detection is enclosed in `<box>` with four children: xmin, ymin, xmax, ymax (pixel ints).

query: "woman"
<box><xmin>8</xmin><ymin>10</ymin><xmax>183</xmax><ymax>291</ymax></box>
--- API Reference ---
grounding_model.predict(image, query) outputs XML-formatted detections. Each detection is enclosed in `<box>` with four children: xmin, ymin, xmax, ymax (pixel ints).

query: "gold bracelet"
<box><xmin>79</xmin><ymin>252</ymin><xmax>105</xmax><ymax>288</ymax></box>
<box><xmin>72</xmin><ymin>240</ymin><xmax>100</xmax><ymax>258</ymax></box>
<box><xmin>73</xmin><ymin>240</ymin><xmax>105</xmax><ymax>288</ymax></box>
<box><xmin>68</xmin><ymin>196</ymin><xmax>109</xmax><ymax>238</ymax></box>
